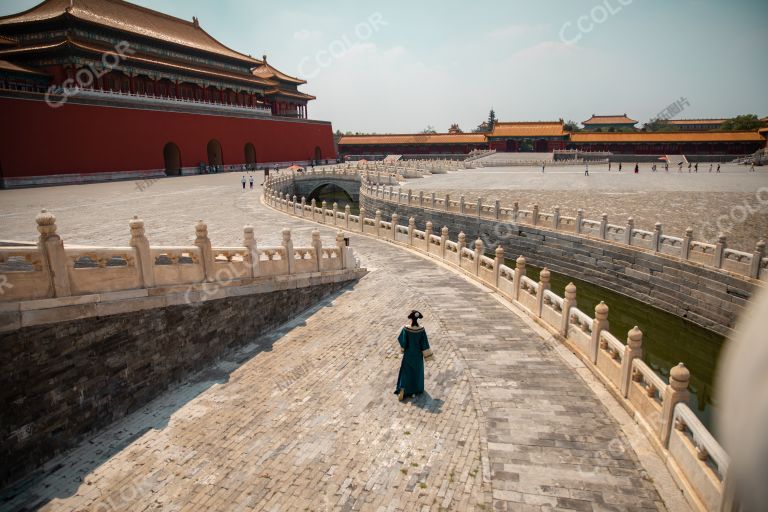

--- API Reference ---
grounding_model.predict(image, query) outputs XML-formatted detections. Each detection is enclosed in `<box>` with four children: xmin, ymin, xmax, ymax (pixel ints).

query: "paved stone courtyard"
<box><xmin>0</xmin><ymin>174</ymin><xmax>690</xmax><ymax>511</ymax></box>
<box><xmin>403</xmin><ymin>163</ymin><xmax>768</xmax><ymax>251</ymax></box>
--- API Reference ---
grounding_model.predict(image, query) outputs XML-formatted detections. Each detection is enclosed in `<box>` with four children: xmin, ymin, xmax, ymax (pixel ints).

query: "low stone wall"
<box><xmin>0</xmin><ymin>270</ymin><xmax>363</xmax><ymax>487</ymax></box>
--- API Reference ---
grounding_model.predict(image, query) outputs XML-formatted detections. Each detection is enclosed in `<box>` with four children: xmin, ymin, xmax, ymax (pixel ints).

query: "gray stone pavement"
<box><xmin>402</xmin><ymin>164</ymin><xmax>768</xmax><ymax>251</ymax></box>
<box><xmin>0</xmin><ymin>175</ymin><xmax>684</xmax><ymax>511</ymax></box>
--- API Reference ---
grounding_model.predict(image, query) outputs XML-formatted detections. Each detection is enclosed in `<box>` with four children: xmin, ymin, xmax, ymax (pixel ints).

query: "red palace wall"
<box><xmin>0</xmin><ymin>96</ymin><xmax>336</xmax><ymax>180</ymax></box>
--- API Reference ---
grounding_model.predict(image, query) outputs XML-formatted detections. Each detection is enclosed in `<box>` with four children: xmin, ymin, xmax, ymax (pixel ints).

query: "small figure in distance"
<box><xmin>394</xmin><ymin>310</ymin><xmax>432</xmax><ymax>401</ymax></box>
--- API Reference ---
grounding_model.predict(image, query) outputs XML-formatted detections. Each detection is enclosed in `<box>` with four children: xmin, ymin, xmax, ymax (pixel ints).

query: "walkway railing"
<box><xmin>0</xmin><ymin>210</ymin><xmax>358</xmax><ymax>304</ymax></box>
<box><xmin>263</xmin><ymin>175</ymin><xmax>732</xmax><ymax>512</ymax></box>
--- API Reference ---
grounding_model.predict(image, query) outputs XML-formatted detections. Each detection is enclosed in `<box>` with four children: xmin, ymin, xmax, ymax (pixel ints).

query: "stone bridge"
<box><xmin>0</xmin><ymin>168</ymin><xmax>748</xmax><ymax>511</ymax></box>
<box><xmin>289</xmin><ymin>171</ymin><xmax>364</xmax><ymax>203</ymax></box>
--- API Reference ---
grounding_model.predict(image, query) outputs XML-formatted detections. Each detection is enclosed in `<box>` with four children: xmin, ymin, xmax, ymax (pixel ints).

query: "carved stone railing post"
<box><xmin>473</xmin><ymin>238</ymin><xmax>483</xmax><ymax>275</ymax></box>
<box><xmin>310</xmin><ymin>199</ymin><xmax>317</xmax><ymax>221</ymax></box>
<box><xmin>344</xmin><ymin>205</ymin><xmax>351</xmax><ymax>229</ymax></box>
<box><xmin>512</xmin><ymin>255</ymin><xmax>526</xmax><ymax>301</ymax></box>
<box><xmin>575</xmin><ymin>209</ymin><xmax>583</xmax><ymax>234</ymax></box>
<box><xmin>243</xmin><ymin>225</ymin><xmax>259</xmax><ymax>277</ymax></box>
<box><xmin>374</xmin><ymin>210</ymin><xmax>382</xmax><ymax>237</ymax></box>
<box><xmin>312</xmin><ymin>230</ymin><xmax>322</xmax><ymax>272</ymax></box>
<box><xmin>624</xmin><ymin>217</ymin><xmax>634</xmax><ymax>245</ymax></box>
<box><xmin>536</xmin><ymin>267</ymin><xmax>550</xmax><ymax>317</ymax></box>
<box><xmin>560</xmin><ymin>282</ymin><xmax>577</xmax><ymax>336</ymax></box>
<box><xmin>552</xmin><ymin>206</ymin><xmax>560</xmax><ymax>230</ymax></box>
<box><xmin>321</xmin><ymin>200</ymin><xmax>328</xmax><ymax>224</ymax></box>
<box><xmin>408</xmin><ymin>217</ymin><xmax>415</xmax><ymax>245</ymax></box>
<box><xmin>391</xmin><ymin>213</ymin><xmax>399</xmax><ymax>241</ymax></box>
<box><xmin>336</xmin><ymin>231</ymin><xmax>348</xmax><ymax>269</ymax></box>
<box><xmin>129</xmin><ymin>215</ymin><xmax>155</xmax><ymax>288</ymax></box>
<box><xmin>620</xmin><ymin>326</ymin><xmax>643</xmax><ymax>397</ymax></box>
<box><xmin>532</xmin><ymin>204</ymin><xmax>539</xmax><ymax>226</ymax></box>
<box><xmin>652</xmin><ymin>223</ymin><xmax>662</xmax><ymax>252</ymax></box>
<box><xmin>36</xmin><ymin>209</ymin><xmax>72</xmax><ymax>297</ymax></box>
<box><xmin>194</xmin><ymin>220</ymin><xmax>215</xmax><ymax>282</ymax></box>
<box><xmin>660</xmin><ymin>363</ymin><xmax>691</xmax><ymax>447</ymax></box>
<box><xmin>332</xmin><ymin>202</ymin><xmax>338</xmax><ymax>226</ymax></box>
<box><xmin>457</xmin><ymin>232</ymin><xmax>466</xmax><ymax>258</ymax></box>
<box><xmin>714</xmin><ymin>234</ymin><xmax>726</xmax><ymax>268</ymax></box>
<box><xmin>419</xmin><ymin>191</ymin><xmax>424</xmax><ymax>206</ymax></box>
<box><xmin>282</xmin><ymin>228</ymin><xmax>295</xmax><ymax>274</ymax></box>
<box><xmin>476</xmin><ymin>198</ymin><xmax>482</xmax><ymax>217</ymax></box>
<box><xmin>358</xmin><ymin>207</ymin><xmax>366</xmax><ymax>232</ymax></box>
<box><xmin>599</xmin><ymin>214</ymin><xmax>608</xmax><ymax>239</ymax></box>
<box><xmin>682</xmin><ymin>228</ymin><xmax>693</xmax><ymax>260</ymax></box>
<box><xmin>284</xmin><ymin>193</ymin><xmax>290</xmax><ymax>212</ymax></box>
<box><xmin>407</xmin><ymin>189</ymin><xmax>412</xmax><ymax>205</ymax></box>
<box><xmin>512</xmin><ymin>201</ymin><xmax>519</xmax><ymax>222</ymax></box>
<box><xmin>300</xmin><ymin>197</ymin><xmax>306</xmax><ymax>218</ymax></box>
<box><xmin>589</xmin><ymin>301</ymin><xmax>609</xmax><ymax>364</ymax></box>
<box><xmin>430</xmin><ymin>192</ymin><xmax>436</xmax><ymax>208</ymax></box>
<box><xmin>494</xmin><ymin>245</ymin><xmax>504</xmax><ymax>287</ymax></box>
<box><xmin>750</xmin><ymin>241</ymin><xmax>765</xmax><ymax>279</ymax></box>
<box><xmin>441</xmin><ymin>226</ymin><xmax>449</xmax><ymax>259</ymax></box>
<box><xmin>494</xmin><ymin>199</ymin><xmax>501</xmax><ymax>220</ymax></box>
<box><xmin>460</xmin><ymin>195</ymin><xmax>466</xmax><ymax>214</ymax></box>
<box><xmin>396</xmin><ymin>187</ymin><xmax>401</xmax><ymax>205</ymax></box>
<box><xmin>425</xmin><ymin>222</ymin><xmax>433</xmax><ymax>251</ymax></box>
<box><xmin>444</xmin><ymin>194</ymin><xmax>450</xmax><ymax>211</ymax></box>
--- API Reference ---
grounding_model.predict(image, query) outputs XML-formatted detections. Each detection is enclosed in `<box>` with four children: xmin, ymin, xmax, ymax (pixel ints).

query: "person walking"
<box><xmin>750</xmin><ymin>163</ymin><xmax>756</xmax><ymax>173</ymax></box>
<box><xmin>634</xmin><ymin>163</ymin><xmax>639</xmax><ymax>174</ymax></box>
<box><xmin>542</xmin><ymin>162</ymin><xmax>545</xmax><ymax>173</ymax></box>
<box><xmin>608</xmin><ymin>161</ymin><xmax>612</xmax><ymax>171</ymax></box>
<box><xmin>249</xmin><ymin>175</ymin><xmax>254</xmax><ymax>190</ymax></box>
<box><xmin>709</xmin><ymin>163</ymin><xmax>713</xmax><ymax>173</ymax></box>
<box><xmin>688</xmin><ymin>162</ymin><xmax>692</xmax><ymax>173</ymax></box>
<box><xmin>394</xmin><ymin>310</ymin><xmax>432</xmax><ymax>401</ymax></box>
<box><xmin>241</xmin><ymin>175</ymin><xmax>246</xmax><ymax>190</ymax></box>
<box><xmin>584</xmin><ymin>162</ymin><xmax>589</xmax><ymax>176</ymax></box>
<box><xmin>618</xmin><ymin>162</ymin><xmax>622</xmax><ymax>172</ymax></box>
<box><xmin>717</xmin><ymin>164</ymin><xmax>721</xmax><ymax>173</ymax></box>
<box><xmin>262</xmin><ymin>166</ymin><xmax>270</xmax><ymax>185</ymax></box>
<box><xmin>665</xmin><ymin>162</ymin><xmax>669</xmax><ymax>172</ymax></box>
<box><xmin>678</xmin><ymin>162</ymin><xmax>683</xmax><ymax>172</ymax></box>
<box><xmin>694</xmin><ymin>163</ymin><xmax>698</xmax><ymax>173</ymax></box>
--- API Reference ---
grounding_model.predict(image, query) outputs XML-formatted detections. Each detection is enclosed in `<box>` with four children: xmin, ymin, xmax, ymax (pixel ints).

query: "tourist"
<box><xmin>584</xmin><ymin>162</ymin><xmax>589</xmax><ymax>176</ymax></box>
<box><xmin>678</xmin><ymin>162</ymin><xmax>683</xmax><ymax>172</ymax></box>
<box><xmin>665</xmin><ymin>163</ymin><xmax>669</xmax><ymax>172</ymax></box>
<box><xmin>249</xmin><ymin>175</ymin><xmax>254</xmax><ymax>189</ymax></box>
<box><xmin>717</xmin><ymin>164</ymin><xmax>721</xmax><ymax>173</ymax></box>
<box><xmin>750</xmin><ymin>163</ymin><xmax>755</xmax><ymax>172</ymax></box>
<box><xmin>652</xmin><ymin>164</ymin><xmax>656</xmax><ymax>172</ymax></box>
<box><xmin>619</xmin><ymin>163</ymin><xmax>622</xmax><ymax>172</ymax></box>
<box><xmin>688</xmin><ymin>162</ymin><xmax>692</xmax><ymax>173</ymax></box>
<box><xmin>709</xmin><ymin>163</ymin><xmax>713</xmax><ymax>173</ymax></box>
<box><xmin>634</xmin><ymin>163</ymin><xmax>639</xmax><ymax>174</ymax></box>
<box><xmin>542</xmin><ymin>162</ymin><xmax>545</xmax><ymax>173</ymax></box>
<box><xmin>394</xmin><ymin>310</ymin><xmax>432</xmax><ymax>401</ymax></box>
<box><xmin>241</xmin><ymin>175</ymin><xmax>246</xmax><ymax>189</ymax></box>
<box><xmin>608</xmin><ymin>161</ymin><xmax>611</xmax><ymax>171</ymax></box>
<box><xmin>262</xmin><ymin>166</ymin><xmax>270</xmax><ymax>185</ymax></box>
<box><xmin>694</xmin><ymin>163</ymin><xmax>698</xmax><ymax>173</ymax></box>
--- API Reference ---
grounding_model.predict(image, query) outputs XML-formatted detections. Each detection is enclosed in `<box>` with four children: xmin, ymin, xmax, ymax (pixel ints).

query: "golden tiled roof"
<box><xmin>570</xmin><ymin>131</ymin><xmax>764</xmax><ymax>143</ymax></box>
<box><xmin>489</xmin><ymin>121</ymin><xmax>566</xmax><ymax>138</ymax></box>
<box><xmin>0</xmin><ymin>0</ymin><xmax>260</xmax><ymax>64</ymax></box>
<box><xmin>339</xmin><ymin>133</ymin><xmax>487</xmax><ymax>146</ymax></box>
<box><xmin>666</xmin><ymin>118</ymin><xmax>726</xmax><ymax>125</ymax></box>
<box><xmin>0</xmin><ymin>58</ymin><xmax>48</xmax><ymax>75</ymax></box>
<box><xmin>0</xmin><ymin>34</ymin><xmax>17</xmax><ymax>46</ymax></box>
<box><xmin>582</xmin><ymin>114</ymin><xmax>638</xmax><ymax>125</ymax></box>
<box><xmin>252</xmin><ymin>57</ymin><xmax>305</xmax><ymax>85</ymax></box>
<box><xmin>264</xmin><ymin>88</ymin><xmax>315</xmax><ymax>101</ymax></box>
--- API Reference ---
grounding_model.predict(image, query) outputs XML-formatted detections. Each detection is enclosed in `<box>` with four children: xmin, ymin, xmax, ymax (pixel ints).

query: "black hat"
<box><xmin>408</xmin><ymin>310</ymin><xmax>423</xmax><ymax>321</ymax></box>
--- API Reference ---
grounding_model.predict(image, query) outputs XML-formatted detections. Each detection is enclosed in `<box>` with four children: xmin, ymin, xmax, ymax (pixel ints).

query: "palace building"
<box><xmin>581</xmin><ymin>114</ymin><xmax>638</xmax><ymax>131</ymax></box>
<box><xmin>338</xmin><ymin>118</ymin><xmax>766</xmax><ymax>159</ymax></box>
<box><xmin>0</xmin><ymin>0</ymin><xmax>336</xmax><ymax>187</ymax></box>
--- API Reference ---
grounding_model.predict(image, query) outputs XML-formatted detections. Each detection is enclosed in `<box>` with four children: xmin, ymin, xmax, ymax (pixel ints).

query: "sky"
<box><xmin>2</xmin><ymin>0</ymin><xmax>767</xmax><ymax>133</ymax></box>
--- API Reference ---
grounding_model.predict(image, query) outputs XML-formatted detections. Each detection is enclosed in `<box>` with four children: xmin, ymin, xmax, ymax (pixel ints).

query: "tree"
<box><xmin>421</xmin><ymin>125</ymin><xmax>437</xmax><ymax>134</ymax></box>
<box><xmin>472</xmin><ymin>121</ymin><xmax>490</xmax><ymax>133</ymax></box>
<box><xmin>488</xmin><ymin>109</ymin><xmax>497</xmax><ymax>131</ymax></box>
<box><xmin>448</xmin><ymin>123</ymin><xmax>463</xmax><ymax>134</ymax></box>
<box><xmin>721</xmin><ymin>114</ymin><xmax>762</xmax><ymax>131</ymax></box>
<box><xmin>563</xmin><ymin>120</ymin><xmax>580</xmax><ymax>132</ymax></box>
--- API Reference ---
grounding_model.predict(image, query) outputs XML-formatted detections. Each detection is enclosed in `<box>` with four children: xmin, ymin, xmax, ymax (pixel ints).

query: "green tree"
<box><xmin>488</xmin><ymin>109</ymin><xmax>497</xmax><ymax>131</ymax></box>
<box><xmin>421</xmin><ymin>125</ymin><xmax>437</xmax><ymax>134</ymax></box>
<box><xmin>721</xmin><ymin>114</ymin><xmax>762</xmax><ymax>131</ymax></box>
<box><xmin>563</xmin><ymin>120</ymin><xmax>580</xmax><ymax>132</ymax></box>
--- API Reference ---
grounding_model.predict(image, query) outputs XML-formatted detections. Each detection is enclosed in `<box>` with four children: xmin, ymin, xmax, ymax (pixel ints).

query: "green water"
<box><xmin>515</xmin><ymin>260</ymin><xmax>724</xmax><ymax>433</ymax></box>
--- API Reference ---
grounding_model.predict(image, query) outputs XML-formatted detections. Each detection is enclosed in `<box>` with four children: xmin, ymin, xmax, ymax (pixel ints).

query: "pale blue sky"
<box><xmin>2</xmin><ymin>0</ymin><xmax>767</xmax><ymax>132</ymax></box>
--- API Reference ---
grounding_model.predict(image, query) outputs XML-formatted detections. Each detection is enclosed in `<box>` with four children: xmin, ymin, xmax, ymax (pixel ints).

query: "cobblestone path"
<box><xmin>0</xmin><ymin>175</ymin><xmax>682</xmax><ymax>511</ymax></box>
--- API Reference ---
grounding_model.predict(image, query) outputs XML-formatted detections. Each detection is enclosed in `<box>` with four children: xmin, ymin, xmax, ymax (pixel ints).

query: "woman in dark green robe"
<box><xmin>395</xmin><ymin>310</ymin><xmax>432</xmax><ymax>401</ymax></box>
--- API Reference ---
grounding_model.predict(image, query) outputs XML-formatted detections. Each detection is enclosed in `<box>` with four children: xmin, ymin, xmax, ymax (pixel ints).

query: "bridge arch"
<box><xmin>306</xmin><ymin>182</ymin><xmax>355</xmax><ymax>205</ymax></box>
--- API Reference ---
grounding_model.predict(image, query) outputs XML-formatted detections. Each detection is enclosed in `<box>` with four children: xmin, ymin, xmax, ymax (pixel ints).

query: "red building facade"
<box><xmin>0</xmin><ymin>0</ymin><xmax>335</xmax><ymax>187</ymax></box>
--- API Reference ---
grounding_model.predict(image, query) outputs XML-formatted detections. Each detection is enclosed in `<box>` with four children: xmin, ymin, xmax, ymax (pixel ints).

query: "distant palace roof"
<box><xmin>338</xmin><ymin>133</ymin><xmax>487</xmax><ymax>146</ymax></box>
<box><xmin>489</xmin><ymin>121</ymin><xmax>566</xmax><ymax>138</ymax></box>
<box><xmin>570</xmin><ymin>131</ymin><xmax>764</xmax><ymax>143</ymax></box>
<box><xmin>253</xmin><ymin>56</ymin><xmax>306</xmax><ymax>85</ymax></box>
<box><xmin>666</xmin><ymin>118</ymin><xmax>726</xmax><ymax>125</ymax></box>
<box><xmin>582</xmin><ymin>114</ymin><xmax>638</xmax><ymax>125</ymax></box>
<box><xmin>0</xmin><ymin>0</ymin><xmax>260</xmax><ymax>64</ymax></box>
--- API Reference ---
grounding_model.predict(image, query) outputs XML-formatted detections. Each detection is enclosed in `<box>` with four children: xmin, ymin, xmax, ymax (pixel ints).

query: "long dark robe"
<box><xmin>395</xmin><ymin>326</ymin><xmax>430</xmax><ymax>396</ymax></box>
